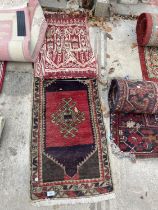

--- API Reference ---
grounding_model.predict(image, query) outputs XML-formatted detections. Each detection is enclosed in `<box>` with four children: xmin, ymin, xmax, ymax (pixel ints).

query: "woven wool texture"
<box><xmin>109</xmin><ymin>79</ymin><xmax>158</xmax><ymax>158</ymax></box>
<box><xmin>31</xmin><ymin>78</ymin><xmax>113</xmax><ymax>202</ymax></box>
<box><xmin>136</xmin><ymin>13</ymin><xmax>158</xmax><ymax>81</ymax></box>
<box><xmin>34</xmin><ymin>12</ymin><xmax>98</xmax><ymax>79</ymax></box>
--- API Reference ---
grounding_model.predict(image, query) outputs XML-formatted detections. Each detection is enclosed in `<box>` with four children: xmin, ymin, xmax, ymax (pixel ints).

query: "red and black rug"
<box><xmin>136</xmin><ymin>13</ymin><xmax>158</xmax><ymax>82</ymax></box>
<box><xmin>31</xmin><ymin>78</ymin><xmax>113</xmax><ymax>203</ymax></box>
<box><xmin>109</xmin><ymin>79</ymin><xmax>158</xmax><ymax>158</ymax></box>
<box><xmin>0</xmin><ymin>62</ymin><xmax>6</xmax><ymax>93</ymax></box>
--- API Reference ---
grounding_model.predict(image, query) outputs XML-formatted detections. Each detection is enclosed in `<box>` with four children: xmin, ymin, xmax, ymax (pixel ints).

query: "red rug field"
<box><xmin>31</xmin><ymin>78</ymin><xmax>113</xmax><ymax>202</ymax></box>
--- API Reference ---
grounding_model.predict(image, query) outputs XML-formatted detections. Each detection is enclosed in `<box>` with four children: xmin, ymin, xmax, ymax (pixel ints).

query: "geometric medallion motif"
<box><xmin>31</xmin><ymin>78</ymin><xmax>113</xmax><ymax>201</ymax></box>
<box><xmin>51</xmin><ymin>97</ymin><xmax>85</xmax><ymax>138</ymax></box>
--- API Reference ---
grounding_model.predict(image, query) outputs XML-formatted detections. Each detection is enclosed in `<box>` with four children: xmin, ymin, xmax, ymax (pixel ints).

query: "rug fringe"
<box><xmin>31</xmin><ymin>192</ymin><xmax>115</xmax><ymax>206</ymax></box>
<box><xmin>110</xmin><ymin>136</ymin><xmax>136</xmax><ymax>162</ymax></box>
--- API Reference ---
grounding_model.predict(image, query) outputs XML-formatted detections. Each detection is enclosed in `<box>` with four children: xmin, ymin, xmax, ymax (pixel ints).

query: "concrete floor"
<box><xmin>110</xmin><ymin>0</ymin><xmax>158</xmax><ymax>15</ymax></box>
<box><xmin>0</xmin><ymin>2</ymin><xmax>158</xmax><ymax>210</ymax></box>
<box><xmin>39</xmin><ymin>0</ymin><xmax>67</xmax><ymax>9</ymax></box>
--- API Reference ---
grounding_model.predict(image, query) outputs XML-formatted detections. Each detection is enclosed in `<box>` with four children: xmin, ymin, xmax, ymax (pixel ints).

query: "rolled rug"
<box><xmin>109</xmin><ymin>79</ymin><xmax>158</xmax><ymax>158</ymax></box>
<box><xmin>0</xmin><ymin>0</ymin><xmax>47</xmax><ymax>62</ymax></box>
<box><xmin>136</xmin><ymin>13</ymin><xmax>158</xmax><ymax>81</ymax></box>
<box><xmin>109</xmin><ymin>79</ymin><xmax>158</xmax><ymax>114</ymax></box>
<box><xmin>137</xmin><ymin>13</ymin><xmax>158</xmax><ymax>47</ymax></box>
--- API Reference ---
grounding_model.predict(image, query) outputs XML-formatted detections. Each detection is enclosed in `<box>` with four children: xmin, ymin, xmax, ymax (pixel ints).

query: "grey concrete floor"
<box><xmin>39</xmin><ymin>0</ymin><xmax>67</xmax><ymax>9</ymax></box>
<box><xmin>0</xmin><ymin>2</ymin><xmax>158</xmax><ymax>210</ymax></box>
<box><xmin>110</xmin><ymin>0</ymin><xmax>158</xmax><ymax>15</ymax></box>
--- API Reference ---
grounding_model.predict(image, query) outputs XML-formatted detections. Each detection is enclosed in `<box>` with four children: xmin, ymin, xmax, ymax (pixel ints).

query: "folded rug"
<box><xmin>109</xmin><ymin>79</ymin><xmax>158</xmax><ymax>158</ymax></box>
<box><xmin>136</xmin><ymin>13</ymin><xmax>158</xmax><ymax>81</ymax></box>
<box><xmin>0</xmin><ymin>62</ymin><xmax>6</xmax><ymax>92</ymax></box>
<box><xmin>0</xmin><ymin>0</ymin><xmax>47</xmax><ymax>62</ymax></box>
<box><xmin>34</xmin><ymin>12</ymin><xmax>98</xmax><ymax>79</ymax></box>
<box><xmin>31</xmin><ymin>78</ymin><xmax>113</xmax><ymax>205</ymax></box>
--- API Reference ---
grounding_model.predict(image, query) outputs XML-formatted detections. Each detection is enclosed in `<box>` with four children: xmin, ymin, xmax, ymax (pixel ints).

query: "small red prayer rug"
<box><xmin>31</xmin><ymin>78</ymin><xmax>113</xmax><ymax>204</ymax></box>
<box><xmin>0</xmin><ymin>62</ymin><xmax>6</xmax><ymax>93</ymax></box>
<box><xmin>109</xmin><ymin>79</ymin><xmax>158</xmax><ymax>159</ymax></box>
<box><xmin>136</xmin><ymin>13</ymin><xmax>158</xmax><ymax>82</ymax></box>
<box><xmin>34</xmin><ymin>12</ymin><xmax>98</xmax><ymax>79</ymax></box>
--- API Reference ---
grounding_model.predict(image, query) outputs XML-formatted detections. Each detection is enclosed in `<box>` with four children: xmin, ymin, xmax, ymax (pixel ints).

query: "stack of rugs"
<box><xmin>0</xmin><ymin>0</ymin><xmax>47</xmax><ymax>92</ymax></box>
<box><xmin>108</xmin><ymin>12</ymin><xmax>158</xmax><ymax>159</ymax></box>
<box><xmin>31</xmin><ymin>10</ymin><xmax>114</xmax><ymax>205</ymax></box>
<box><xmin>0</xmin><ymin>0</ymin><xmax>47</xmax><ymax>62</ymax></box>
<box><xmin>109</xmin><ymin>79</ymin><xmax>158</xmax><ymax>158</ymax></box>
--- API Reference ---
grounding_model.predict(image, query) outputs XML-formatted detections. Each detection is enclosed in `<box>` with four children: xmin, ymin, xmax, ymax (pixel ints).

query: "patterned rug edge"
<box><xmin>0</xmin><ymin>62</ymin><xmax>7</xmax><ymax>93</ymax></box>
<box><xmin>109</xmin><ymin>80</ymin><xmax>158</xmax><ymax>159</ymax></box>
<box><xmin>31</xmin><ymin>192</ymin><xmax>115</xmax><ymax>206</ymax></box>
<box><xmin>138</xmin><ymin>45</ymin><xmax>158</xmax><ymax>82</ymax></box>
<box><xmin>30</xmin><ymin>78</ymin><xmax>114</xmax><ymax>202</ymax></box>
<box><xmin>110</xmin><ymin>136</ymin><xmax>158</xmax><ymax>160</ymax></box>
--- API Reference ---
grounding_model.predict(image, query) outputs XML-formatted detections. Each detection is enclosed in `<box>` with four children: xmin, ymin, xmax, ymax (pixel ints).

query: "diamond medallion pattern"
<box><xmin>51</xmin><ymin>97</ymin><xmax>85</xmax><ymax>138</ymax></box>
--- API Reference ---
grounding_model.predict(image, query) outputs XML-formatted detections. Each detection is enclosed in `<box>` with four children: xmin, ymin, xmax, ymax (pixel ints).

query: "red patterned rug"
<box><xmin>0</xmin><ymin>62</ymin><xmax>6</xmax><ymax>93</ymax></box>
<box><xmin>34</xmin><ymin>12</ymin><xmax>98</xmax><ymax>79</ymax></box>
<box><xmin>109</xmin><ymin>79</ymin><xmax>158</xmax><ymax>158</ymax></box>
<box><xmin>136</xmin><ymin>13</ymin><xmax>158</xmax><ymax>82</ymax></box>
<box><xmin>31</xmin><ymin>78</ymin><xmax>113</xmax><ymax>203</ymax></box>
